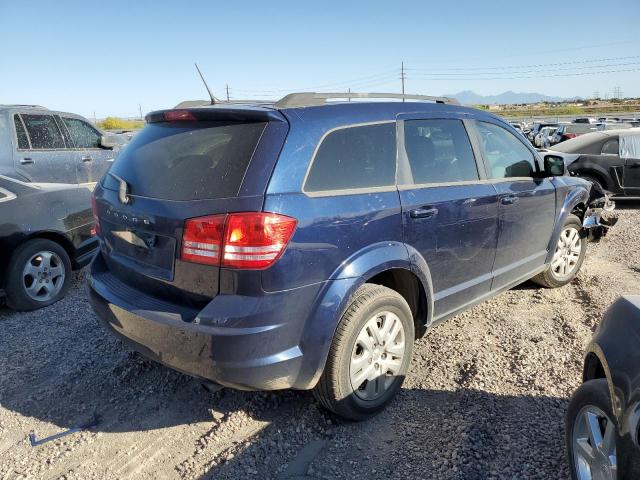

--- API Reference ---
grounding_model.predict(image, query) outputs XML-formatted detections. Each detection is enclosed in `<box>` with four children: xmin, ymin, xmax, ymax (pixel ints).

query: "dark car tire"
<box><xmin>5</xmin><ymin>238</ymin><xmax>72</xmax><ymax>311</ymax></box>
<box><xmin>566</xmin><ymin>379</ymin><xmax>619</xmax><ymax>480</ymax></box>
<box><xmin>578</xmin><ymin>173</ymin><xmax>605</xmax><ymax>191</ymax></box>
<box><xmin>312</xmin><ymin>283</ymin><xmax>414</xmax><ymax>421</ymax></box>
<box><xmin>532</xmin><ymin>214</ymin><xmax>586</xmax><ymax>288</ymax></box>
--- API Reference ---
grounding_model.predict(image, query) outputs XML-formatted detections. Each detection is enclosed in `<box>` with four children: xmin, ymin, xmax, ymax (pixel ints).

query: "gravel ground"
<box><xmin>1</xmin><ymin>204</ymin><xmax>639</xmax><ymax>480</ymax></box>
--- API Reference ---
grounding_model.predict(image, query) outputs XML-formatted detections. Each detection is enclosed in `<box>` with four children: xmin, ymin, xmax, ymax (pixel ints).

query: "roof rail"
<box><xmin>274</xmin><ymin>92</ymin><xmax>459</xmax><ymax>108</ymax></box>
<box><xmin>0</xmin><ymin>104</ymin><xmax>48</xmax><ymax>109</ymax></box>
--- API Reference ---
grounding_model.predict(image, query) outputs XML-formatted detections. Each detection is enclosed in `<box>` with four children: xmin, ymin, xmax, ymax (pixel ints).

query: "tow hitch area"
<box><xmin>583</xmin><ymin>184</ymin><xmax>618</xmax><ymax>242</ymax></box>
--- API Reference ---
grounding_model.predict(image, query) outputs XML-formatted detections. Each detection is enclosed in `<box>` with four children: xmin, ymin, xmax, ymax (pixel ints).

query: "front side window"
<box><xmin>20</xmin><ymin>114</ymin><xmax>65</xmax><ymax>149</ymax></box>
<box><xmin>475</xmin><ymin>121</ymin><xmax>536</xmax><ymax>178</ymax></box>
<box><xmin>62</xmin><ymin>117</ymin><xmax>101</xmax><ymax>148</ymax></box>
<box><xmin>601</xmin><ymin>138</ymin><xmax>619</xmax><ymax>155</ymax></box>
<box><xmin>304</xmin><ymin>122</ymin><xmax>396</xmax><ymax>192</ymax></box>
<box><xmin>403</xmin><ymin>119</ymin><xmax>478</xmax><ymax>184</ymax></box>
<box><xmin>14</xmin><ymin>115</ymin><xmax>29</xmax><ymax>149</ymax></box>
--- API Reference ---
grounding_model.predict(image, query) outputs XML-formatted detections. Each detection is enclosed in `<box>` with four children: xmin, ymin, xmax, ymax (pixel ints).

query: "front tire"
<box><xmin>566</xmin><ymin>379</ymin><xmax>618</xmax><ymax>480</ymax></box>
<box><xmin>312</xmin><ymin>284</ymin><xmax>414</xmax><ymax>421</ymax></box>
<box><xmin>5</xmin><ymin>239</ymin><xmax>71</xmax><ymax>311</ymax></box>
<box><xmin>532</xmin><ymin>214</ymin><xmax>586</xmax><ymax>288</ymax></box>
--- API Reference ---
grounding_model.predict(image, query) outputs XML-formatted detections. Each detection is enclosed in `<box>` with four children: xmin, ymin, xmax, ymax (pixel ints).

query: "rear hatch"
<box><xmin>95</xmin><ymin>106</ymin><xmax>288</xmax><ymax>308</ymax></box>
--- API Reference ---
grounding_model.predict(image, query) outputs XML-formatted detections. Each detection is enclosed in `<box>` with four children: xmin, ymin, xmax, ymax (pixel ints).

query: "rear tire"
<box><xmin>5</xmin><ymin>239</ymin><xmax>71</xmax><ymax>311</ymax></box>
<box><xmin>312</xmin><ymin>283</ymin><xmax>414</xmax><ymax>421</ymax></box>
<box><xmin>532</xmin><ymin>214</ymin><xmax>586</xmax><ymax>288</ymax></box>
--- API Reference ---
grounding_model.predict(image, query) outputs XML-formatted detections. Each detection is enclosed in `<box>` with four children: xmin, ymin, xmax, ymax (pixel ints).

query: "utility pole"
<box><xmin>93</xmin><ymin>111</ymin><xmax>96</xmax><ymax>124</ymax></box>
<box><xmin>613</xmin><ymin>86</ymin><xmax>622</xmax><ymax>99</ymax></box>
<box><xmin>226</xmin><ymin>84</ymin><xmax>230</xmax><ymax>102</ymax></box>
<box><xmin>400</xmin><ymin>61</ymin><xmax>406</xmax><ymax>102</ymax></box>
<box><xmin>348</xmin><ymin>87</ymin><xmax>351</xmax><ymax>102</ymax></box>
<box><xmin>138</xmin><ymin>104</ymin><xmax>143</xmax><ymax>120</ymax></box>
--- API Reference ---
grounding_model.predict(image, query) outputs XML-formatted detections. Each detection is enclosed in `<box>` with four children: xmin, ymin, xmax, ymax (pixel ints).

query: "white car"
<box><xmin>534</xmin><ymin>126</ymin><xmax>558</xmax><ymax>148</ymax></box>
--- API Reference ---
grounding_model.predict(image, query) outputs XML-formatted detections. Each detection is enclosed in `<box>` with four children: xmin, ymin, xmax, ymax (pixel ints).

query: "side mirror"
<box><xmin>100</xmin><ymin>134</ymin><xmax>124</xmax><ymax>149</ymax></box>
<box><xmin>543</xmin><ymin>155</ymin><xmax>567</xmax><ymax>176</ymax></box>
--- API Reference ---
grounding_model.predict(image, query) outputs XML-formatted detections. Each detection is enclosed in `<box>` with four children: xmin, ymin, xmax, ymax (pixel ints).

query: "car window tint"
<box><xmin>14</xmin><ymin>115</ymin><xmax>29</xmax><ymax>149</ymax></box>
<box><xmin>304</xmin><ymin>122</ymin><xmax>396</xmax><ymax>192</ymax></box>
<box><xmin>63</xmin><ymin>117</ymin><xmax>101</xmax><ymax>148</ymax></box>
<box><xmin>475</xmin><ymin>121</ymin><xmax>536</xmax><ymax>178</ymax></box>
<box><xmin>403</xmin><ymin>119</ymin><xmax>478</xmax><ymax>184</ymax></box>
<box><xmin>21</xmin><ymin>114</ymin><xmax>65</xmax><ymax>149</ymax></box>
<box><xmin>601</xmin><ymin>138</ymin><xmax>619</xmax><ymax>155</ymax></box>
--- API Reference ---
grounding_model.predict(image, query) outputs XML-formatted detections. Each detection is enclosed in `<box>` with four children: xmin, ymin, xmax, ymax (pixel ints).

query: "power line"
<box><xmin>408</xmin><ymin>61</ymin><xmax>640</xmax><ymax>77</ymax></box>
<box><xmin>404</xmin><ymin>67</ymin><xmax>640</xmax><ymax>81</ymax></box>
<box><xmin>405</xmin><ymin>55</ymin><xmax>640</xmax><ymax>72</ymax></box>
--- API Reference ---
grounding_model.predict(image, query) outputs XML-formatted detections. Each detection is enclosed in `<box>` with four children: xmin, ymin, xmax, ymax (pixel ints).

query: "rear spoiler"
<box><xmin>146</xmin><ymin>107</ymin><xmax>286</xmax><ymax>124</ymax></box>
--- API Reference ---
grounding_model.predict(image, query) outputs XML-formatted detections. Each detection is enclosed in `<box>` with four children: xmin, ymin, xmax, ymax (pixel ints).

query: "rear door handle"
<box><xmin>20</xmin><ymin>157</ymin><xmax>33</xmax><ymax>165</ymax></box>
<box><xmin>81</xmin><ymin>156</ymin><xmax>93</xmax><ymax>162</ymax></box>
<box><xmin>409</xmin><ymin>206</ymin><xmax>438</xmax><ymax>219</ymax></box>
<box><xmin>500</xmin><ymin>195</ymin><xmax>519</xmax><ymax>205</ymax></box>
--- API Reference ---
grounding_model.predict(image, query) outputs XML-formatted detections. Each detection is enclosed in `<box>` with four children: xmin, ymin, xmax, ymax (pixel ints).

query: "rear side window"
<box><xmin>63</xmin><ymin>117</ymin><xmax>101</xmax><ymax>148</ymax></box>
<box><xmin>304</xmin><ymin>122</ymin><xmax>396</xmax><ymax>192</ymax></box>
<box><xmin>403</xmin><ymin>119</ymin><xmax>478</xmax><ymax>184</ymax></box>
<box><xmin>475</xmin><ymin>121</ymin><xmax>536</xmax><ymax>178</ymax></box>
<box><xmin>105</xmin><ymin>121</ymin><xmax>266</xmax><ymax>201</ymax></box>
<box><xmin>21</xmin><ymin>114</ymin><xmax>65</xmax><ymax>149</ymax></box>
<box><xmin>14</xmin><ymin>115</ymin><xmax>29</xmax><ymax>149</ymax></box>
<box><xmin>601</xmin><ymin>138</ymin><xmax>619</xmax><ymax>155</ymax></box>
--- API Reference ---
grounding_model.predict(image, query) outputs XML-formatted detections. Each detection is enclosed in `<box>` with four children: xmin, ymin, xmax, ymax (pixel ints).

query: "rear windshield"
<box><xmin>104</xmin><ymin>121</ymin><xmax>266</xmax><ymax>200</ymax></box>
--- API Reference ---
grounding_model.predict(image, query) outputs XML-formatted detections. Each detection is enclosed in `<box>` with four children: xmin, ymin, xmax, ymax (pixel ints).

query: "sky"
<box><xmin>1</xmin><ymin>0</ymin><xmax>639</xmax><ymax>119</ymax></box>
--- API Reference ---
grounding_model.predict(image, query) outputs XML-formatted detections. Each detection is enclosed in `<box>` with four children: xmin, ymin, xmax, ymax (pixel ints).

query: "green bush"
<box><xmin>97</xmin><ymin>117</ymin><xmax>144</xmax><ymax>131</ymax></box>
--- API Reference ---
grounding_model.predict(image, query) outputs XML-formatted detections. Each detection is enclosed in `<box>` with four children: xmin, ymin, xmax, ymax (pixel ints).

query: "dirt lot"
<box><xmin>1</xmin><ymin>205</ymin><xmax>639</xmax><ymax>480</ymax></box>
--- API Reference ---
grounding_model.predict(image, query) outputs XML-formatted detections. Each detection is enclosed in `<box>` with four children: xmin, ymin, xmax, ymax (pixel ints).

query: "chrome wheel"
<box><xmin>572</xmin><ymin>405</ymin><xmax>617</xmax><ymax>480</ymax></box>
<box><xmin>22</xmin><ymin>250</ymin><xmax>65</xmax><ymax>302</ymax></box>
<box><xmin>349</xmin><ymin>311</ymin><xmax>405</xmax><ymax>401</ymax></box>
<box><xmin>551</xmin><ymin>226</ymin><xmax>582</xmax><ymax>280</ymax></box>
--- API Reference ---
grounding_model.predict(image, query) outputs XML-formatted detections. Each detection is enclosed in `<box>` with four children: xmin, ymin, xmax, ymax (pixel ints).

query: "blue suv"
<box><xmin>88</xmin><ymin>93</ymin><xmax>610</xmax><ymax>420</ymax></box>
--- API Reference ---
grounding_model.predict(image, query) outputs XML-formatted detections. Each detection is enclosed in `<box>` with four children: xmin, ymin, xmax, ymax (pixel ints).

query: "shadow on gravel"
<box><xmin>202</xmin><ymin>387</ymin><xmax>570</xmax><ymax>480</ymax></box>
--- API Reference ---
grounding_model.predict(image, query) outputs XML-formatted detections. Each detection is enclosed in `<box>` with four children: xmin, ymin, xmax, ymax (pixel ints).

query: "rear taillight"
<box><xmin>181</xmin><ymin>215</ymin><xmax>226</xmax><ymax>266</ymax></box>
<box><xmin>91</xmin><ymin>195</ymin><xmax>100</xmax><ymax>236</ymax></box>
<box><xmin>181</xmin><ymin>212</ymin><xmax>297</xmax><ymax>269</ymax></box>
<box><xmin>565</xmin><ymin>133</ymin><xmax>578</xmax><ymax>139</ymax></box>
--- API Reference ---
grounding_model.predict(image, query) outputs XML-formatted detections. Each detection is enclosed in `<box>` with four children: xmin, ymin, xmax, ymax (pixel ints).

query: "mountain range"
<box><xmin>443</xmin><ymin>90</ymin><xmax>580</xmax><ymax>105</ymax></box>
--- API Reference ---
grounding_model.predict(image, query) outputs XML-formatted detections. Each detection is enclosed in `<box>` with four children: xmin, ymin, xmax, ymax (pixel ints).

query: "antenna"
<box><xmin>195</xmin><ymin>63</ymin><xmax>216</xmax><ymax>105</ymax></box>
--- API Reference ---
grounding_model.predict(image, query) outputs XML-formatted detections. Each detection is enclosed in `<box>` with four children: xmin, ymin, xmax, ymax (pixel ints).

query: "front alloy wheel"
<box><xmin>551</xmin><ymin>225</ymin><xmax>582</xmax><ymax>280</ymax></box>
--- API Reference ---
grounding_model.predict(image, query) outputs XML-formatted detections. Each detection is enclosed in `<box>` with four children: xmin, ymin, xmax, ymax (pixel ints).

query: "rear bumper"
<box><xmin>87</xmin><ymin>253</ymin><xmax>335</xmax><ymax>391</ymax></box>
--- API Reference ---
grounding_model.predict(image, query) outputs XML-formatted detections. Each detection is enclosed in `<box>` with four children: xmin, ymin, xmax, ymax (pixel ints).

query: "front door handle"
<box><xmin>409</xmin><ymin>206</ymin><xmax>438</xmax><ymax>219</ymax></box>
<box><xmin>500</xmin><ymin>195</ymin><xmax>519</xmax><ymax>205</ymax></box>
<box><xmin>81</xmin><ymin>156</ymin><xmax>93</xmax><ymax>162</ymax></box>
<box><xmin>20</xmin><ymin>157</ymin><xmax>33</xmax><ymax>165</ymax></box>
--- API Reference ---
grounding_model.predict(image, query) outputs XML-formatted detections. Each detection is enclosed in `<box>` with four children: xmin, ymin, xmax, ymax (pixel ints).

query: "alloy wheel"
<box><xmin>349</xmin><ymin>310</ymin><xmax>405</xmax><ymax>401</ymax></box>
<box><xmin>22</xmin><ymin>250</ymin><xmax>65</xmax><ymax>302</ymax></box>
<box><xmin>551</xmin><ymin>226</ymin><xmax>582</xmax><ymax>280</ymax></box>
<box><xmin>572</xmin><ymin>405</ymin><xmax>617</xmax><ymax>480</ymax></box>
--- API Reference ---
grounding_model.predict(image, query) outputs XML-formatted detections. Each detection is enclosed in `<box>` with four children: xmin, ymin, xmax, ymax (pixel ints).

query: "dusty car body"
<box><xmin>548</xmin><ymin>129</ymin><xmax>640</xmax><ymax>198</ymax></box>
<box><xmin>0</xmin><ymin>176</ymin><xmax>97</xmax><ymax>309</ymax></box>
